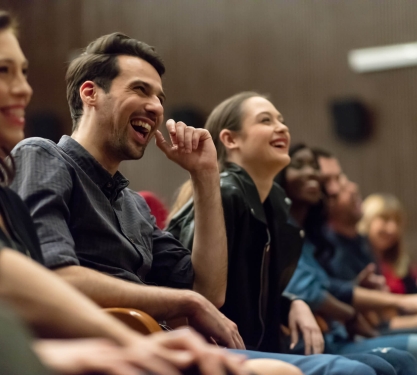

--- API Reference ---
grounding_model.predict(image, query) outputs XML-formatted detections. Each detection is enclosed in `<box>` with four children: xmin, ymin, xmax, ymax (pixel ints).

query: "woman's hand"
<box><xmin>288</xmin><ymin>299</ymin><xmax>325</xmax><ymax>355</ymax></box>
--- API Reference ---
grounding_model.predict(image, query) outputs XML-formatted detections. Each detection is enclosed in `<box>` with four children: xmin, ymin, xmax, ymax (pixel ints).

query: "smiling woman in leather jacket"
<box><xmin>167</xmin><ymin>92</ymin><xmax>324</xmax><ymax>355</ymax></box>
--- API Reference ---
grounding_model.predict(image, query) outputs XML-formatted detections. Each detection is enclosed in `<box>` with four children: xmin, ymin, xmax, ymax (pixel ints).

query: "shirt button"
<box><xmin>250</xmin><ymin>208</ymin><xmax>255</xmax><ymax>215</ymax></box>
<box><xmin>299</xmin><ymin>230</ymin><xmax>305</xmax><ymax>238</ymax></box>
<box><xmin>285</xmin><ymin>197</ymin><xmax>291</xmax><ymax>205</ymax></box>
<box><xmin>107</xmin><ymin>182</ymin><xmax>112</xmax><ymax>188</ymax></box>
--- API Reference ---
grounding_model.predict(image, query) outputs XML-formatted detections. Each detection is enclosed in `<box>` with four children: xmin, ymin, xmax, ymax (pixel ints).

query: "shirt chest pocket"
<box><xmin>114</xmin><ymin>201</ymin><xmax>154</xmax><ymax>253</ymax></box>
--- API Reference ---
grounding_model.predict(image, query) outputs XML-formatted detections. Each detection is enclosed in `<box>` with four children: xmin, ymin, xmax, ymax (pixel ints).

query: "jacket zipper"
<box><xmin>256</xmin><ymin>228</ymin><xmax>271</xmax><ymax>349</ymax></box>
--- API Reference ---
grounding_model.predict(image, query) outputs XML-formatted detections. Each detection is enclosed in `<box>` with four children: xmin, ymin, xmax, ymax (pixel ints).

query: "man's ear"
<box><xmin>219</xmin><ymin>129</ymin><xmax>239</xmax><ymax>151</ymax></box>
<box><xmin>79</xmin><ymin>81</ymin><xmax>98</xmax><ymax>107</ymax></box>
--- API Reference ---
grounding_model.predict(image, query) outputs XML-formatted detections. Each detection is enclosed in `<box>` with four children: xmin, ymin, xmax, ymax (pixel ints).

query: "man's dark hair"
<box><xmin>66</xmin><ymin>32</ymin><xmax>165</xmax><ymax>131</ymax></box>
<box><xmin>311</xmin><ymin>147</ymin><xmax>335</xmax><ymax>160</ymax></box>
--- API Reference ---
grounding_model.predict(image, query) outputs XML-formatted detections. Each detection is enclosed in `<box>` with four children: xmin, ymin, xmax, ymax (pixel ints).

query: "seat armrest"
<box><xmin>104</xmin><ymin>308</ymin><xmax>162</xmax><ymax>335</ymax></box>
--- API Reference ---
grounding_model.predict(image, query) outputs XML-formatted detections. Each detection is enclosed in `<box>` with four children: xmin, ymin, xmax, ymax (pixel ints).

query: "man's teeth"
<box><xmin>306</xmin><ymin>180</ymin><xmax>319</xmax><ymax>188</ymax></box>
<box><xmin>131</xmin><ymin>120</ymin><xmax>151</xmax><ymax>132</ymax></box>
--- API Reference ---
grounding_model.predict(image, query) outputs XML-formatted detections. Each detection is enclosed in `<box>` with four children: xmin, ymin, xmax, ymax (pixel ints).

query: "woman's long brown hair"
<box><xmin>0</xmin><ymin>10</ymin><xmax>19</xmax><ymax>185</ymax></box>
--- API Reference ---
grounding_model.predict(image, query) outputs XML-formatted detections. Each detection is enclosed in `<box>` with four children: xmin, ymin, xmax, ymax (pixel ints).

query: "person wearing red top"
<box><xmin>358</xmin><ymin>193</ymin><xmax>417</xmax><ymax>294</ymax></box>
<box><xmin>139</xmin><ymin>191</ymin><xmax>169</xmax><ymax>229</ymax></box>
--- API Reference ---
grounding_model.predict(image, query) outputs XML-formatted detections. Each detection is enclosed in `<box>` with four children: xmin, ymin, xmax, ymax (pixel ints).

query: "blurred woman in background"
<box><xmin>359</xmin><ymin>194</ymin><xmax>417</xmax><ymax>294</ymax></box>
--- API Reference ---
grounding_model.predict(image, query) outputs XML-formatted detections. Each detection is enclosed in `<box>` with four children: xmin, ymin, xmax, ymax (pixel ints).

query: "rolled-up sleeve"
<box><xmin>11</xmin><ymin>143</ymin><xmax>79</xmax><ymax>269</ymax></box>
<box><xmin>149</xmin><ymin>228</ymin><xmax>194</xmax><ymax>289</ymax></box>
<box><xmin>328</xmin><ymin>277</ymin><xmax>354</xmax><ymax>305</ymax></box>
<box><xmin>284</xmin><ymin>252</ymin><xmax>328</xmax><ymax>310</ymax></box>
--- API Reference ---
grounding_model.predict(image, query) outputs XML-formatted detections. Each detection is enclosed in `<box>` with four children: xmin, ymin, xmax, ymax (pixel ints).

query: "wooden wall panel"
<box><xmin>6</xmin><ymin>0</ymin><xmax>417</xmax><ymax>254</ymax></box>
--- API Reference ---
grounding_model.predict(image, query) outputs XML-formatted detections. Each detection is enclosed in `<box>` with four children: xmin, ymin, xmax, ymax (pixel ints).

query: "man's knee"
<box><xmin>326</xmin><ymin>357</ymin><xmax>376</xmax><ymax>375</ymax></box>
<box><xmin>302</xmin><ymin>355</ymin><xmax>377</xmax><ymax>375</ymax></box>
<box><xmin>244</xmin><ymin>359</ymin><xmax>303</xmax><ymax>375</ymax></box>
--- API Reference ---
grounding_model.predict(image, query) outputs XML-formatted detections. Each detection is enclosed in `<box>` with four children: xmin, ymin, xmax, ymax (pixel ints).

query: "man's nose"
<box><xmin>145</xmin><ymin>96</ymin><xmax>164</xmax><ymax>117</ymax></box>
<box><xmin>326</xmin><ymin>179</ymin><xmax>340</xmax><ymax>196</ymax></box>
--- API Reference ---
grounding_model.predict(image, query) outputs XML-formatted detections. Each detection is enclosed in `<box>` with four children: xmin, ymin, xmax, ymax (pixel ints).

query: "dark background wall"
<box><xmin>4</xmin><ymin>0</ymin><xmax>417</xmax><ymax>255</ymax></box>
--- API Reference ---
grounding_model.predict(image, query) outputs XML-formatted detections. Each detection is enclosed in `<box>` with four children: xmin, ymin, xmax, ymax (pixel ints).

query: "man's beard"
<box><xmin>110</xmin><ymin>132</ymin><xmax>146</xmax><ymax>161</ymax></box>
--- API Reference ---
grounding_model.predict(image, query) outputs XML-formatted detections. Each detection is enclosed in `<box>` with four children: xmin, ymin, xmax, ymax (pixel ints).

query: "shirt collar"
<box><xmin>58</xmin><ymin>135</ymin><xmax>129</xmax><ymax>198</ymax></box>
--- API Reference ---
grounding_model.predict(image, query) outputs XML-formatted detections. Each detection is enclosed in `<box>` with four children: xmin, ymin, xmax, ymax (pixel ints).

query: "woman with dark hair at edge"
<box><xmin>167</xmin><ymin>92</ymin><xmax>387</xmax><ymax>375</ymax></box>
<box><xmin>277</xmin><ymin>143</ymin><xmax>417</xmax><ymax>374</ymax></box>
<box><xmin>0</xmin><ymin>9</ymin><xmax>311</xmax><ymax>375</ymax></box>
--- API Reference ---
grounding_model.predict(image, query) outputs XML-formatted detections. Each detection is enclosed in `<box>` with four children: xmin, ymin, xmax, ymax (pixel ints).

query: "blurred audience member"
<box><xmin>139</xmin><ymin>191</ymin><xmax>169</xmax><ymax>229</ymax></box>
<box><xmin>314</xmin><ymin>148</ymin><xmax>385</xmax><ymax>290</ymax></box>
<box><xmin>359</xmin><ymin>194</ymin><xmax>417</xmax><ymax>294</ymax></box>
<box><xmin>315</xmin><ymin>149</ymin><xmax>417</xmax><ymax>331</ymax></box>
<box><xmin>278</xmin><ymin>143</ymin><xmax>417</xmax><ymax>366</ymax></box>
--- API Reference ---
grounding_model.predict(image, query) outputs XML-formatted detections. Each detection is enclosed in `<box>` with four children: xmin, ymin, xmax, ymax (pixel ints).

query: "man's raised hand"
<box><xmin>155</xmin><ymin>119</ymin><xmax>218</xmax><ymax>174</ymax></box>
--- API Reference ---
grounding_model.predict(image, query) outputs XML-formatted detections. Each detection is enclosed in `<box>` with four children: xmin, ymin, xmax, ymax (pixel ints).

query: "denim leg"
<box><xmin>343</xmin><ymin>353</ymin><xmax>396</xmax><ymax>375</ymax></box>
<box><xmin>367</xmin><ymin>348</ymin><xmax>417</xmax><ymax>375</ymax></box>
<box><xmin>329</xmin><ymin>335</ymin><xmax>417</xmax><ymax>375</ymax></box>
<box><xmin>331</xmin><ymin>334</ymin><xmax>416</xmax><ymax>357</ymax></box>
<box><xmin>228</xmin><ymin>349</ymin><xmax>377</xmax><ymax>375</ymax></box>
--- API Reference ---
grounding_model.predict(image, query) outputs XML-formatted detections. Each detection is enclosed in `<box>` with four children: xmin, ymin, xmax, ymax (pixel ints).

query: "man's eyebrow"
<box><xmin>130</xmin><ymin>79</ymin><xmax>166</xmax><ymax>102</ymax></box>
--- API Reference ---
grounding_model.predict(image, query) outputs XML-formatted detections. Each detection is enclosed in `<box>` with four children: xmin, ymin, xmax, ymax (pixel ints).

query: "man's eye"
<box><xmin>0</xmin><ymin>66</ymin><xmax>9</xmax><ymax>74</ymax></box>
<box><xmin>261</xmin><ymin>117</ymin><xmax>271</xmax><ymax>123</ymax></box>
<box><xmin>290</xmin><ymin>162</ymin><xmax>303</xmax><ymax>169</ymax></box>
<box><xmin>22</xmin><ymin>68</ymin><xmax>28</xmax><ymax>77</ymax></box>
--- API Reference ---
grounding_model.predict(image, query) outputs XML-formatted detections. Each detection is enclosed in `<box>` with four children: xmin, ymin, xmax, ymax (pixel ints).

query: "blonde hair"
<box><xmin>358</xmin><ymin>193</ymin><xmax>408</xmax><ymax>277</ymax></box>
<box><xmin>167</xmin><ymin>179</ymin><xmax>193</xmax><ymax>223</ymax></box>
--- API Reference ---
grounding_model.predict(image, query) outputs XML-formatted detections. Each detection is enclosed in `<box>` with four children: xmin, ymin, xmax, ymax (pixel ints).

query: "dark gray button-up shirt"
<box><xmin>11</xmin><ymin>136</ymin><xmax>194</xmax><ymax>289</ymax></box>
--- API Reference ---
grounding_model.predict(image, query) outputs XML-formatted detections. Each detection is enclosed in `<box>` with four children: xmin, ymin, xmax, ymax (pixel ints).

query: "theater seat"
<box><xmin>104</xmin><ymin>308</ymin><xmax>162</xmax><ymax>334</ymax></box>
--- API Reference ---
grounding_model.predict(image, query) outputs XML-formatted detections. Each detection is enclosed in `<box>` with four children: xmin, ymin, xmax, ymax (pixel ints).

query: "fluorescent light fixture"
<box><xmin>348</xmin><ymin>42</ymin><xmax>417</xmax><ymax>73</ymax></box>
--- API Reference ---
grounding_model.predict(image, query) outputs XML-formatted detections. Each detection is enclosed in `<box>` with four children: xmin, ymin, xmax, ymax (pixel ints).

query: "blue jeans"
<box><xmin>343</xmin><ymin>352</ymin><xmax>396</xmax><ymax>375</ymax></box>
<box><xmin>229</xmin><ymin>349</ymin><xmax>377</xmax><ymax>375</ymax></box>
<box><xmin>329</xmin><ymin>334</ymin><xmax>417</xmax><ymax>359</ymax></box>
<box><xmin>345</xmin><ymin>348</ymin><xmax>417</xmax><ymax>375</ymax></box>
<box><xmin>289</xmin><ymin>333</ymin><xmax>417</xmax><ymax>374</ymax></box>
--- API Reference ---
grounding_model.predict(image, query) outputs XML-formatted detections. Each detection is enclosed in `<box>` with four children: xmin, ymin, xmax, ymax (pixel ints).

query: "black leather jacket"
<box><xmin>167</xmin><ymin>163</ymin><xmax>303</xmax><ymax>352</ymax></box>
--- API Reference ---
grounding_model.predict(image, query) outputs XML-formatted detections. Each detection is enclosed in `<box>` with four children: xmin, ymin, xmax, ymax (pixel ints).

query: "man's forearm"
<box><xmin>352</xmin><ymin>286</ymin><xmax>401</xmax><ymax>311</ymax></box>
<box><xmin>315</xmin><ymin>292</ymin><xmax>355</xmax><ymax>322</ymax></box>
<box><xmin>190</xmin><ymin>169</ymin><xmax>227</xmax><ymax>308</ymax></box>
<box><xmin>54</xmin><ymin>265</ymin><xmax>198</xmax><ymax>321</ymax></box>
<box><xmin>34</xmin><ymin>264</ymin><xmax>244</xmax><ymax>351</ymax></box>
